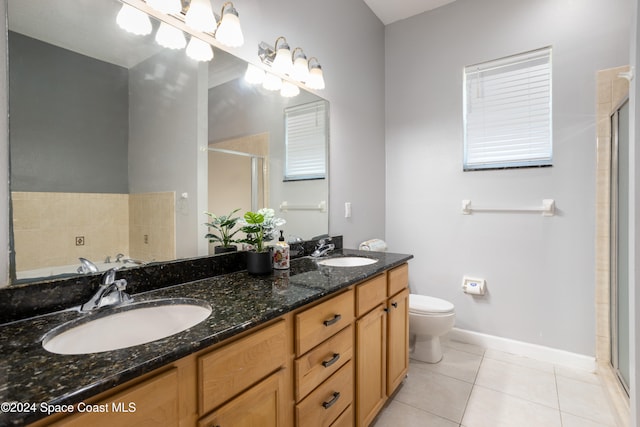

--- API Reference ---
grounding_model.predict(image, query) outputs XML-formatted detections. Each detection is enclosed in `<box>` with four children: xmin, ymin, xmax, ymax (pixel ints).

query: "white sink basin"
<box><xmin>43</xmin><ymin>299</ymin><xmax>212</xmax><ymax>355</ymax></box>
<box><xmin>317</xmin><ymin>257</ymin><xmax>378</xmax><ymax>267</ymax></box>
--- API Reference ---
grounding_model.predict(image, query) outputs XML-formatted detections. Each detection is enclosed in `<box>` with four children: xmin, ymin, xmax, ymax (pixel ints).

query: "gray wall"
<box><xmin>385</xmin><ymin>0</ymin><xmax>630</xmax><ymax>356</ymax></box>
<box><xmin>9</xmin><ymin>32</ymin><xmax>129</xmax><ymax>193</ymax></box>
<box><xmin>231</xmin><ymin>0</ymin><xmax>387</xmax><ymax>249</ymax></box>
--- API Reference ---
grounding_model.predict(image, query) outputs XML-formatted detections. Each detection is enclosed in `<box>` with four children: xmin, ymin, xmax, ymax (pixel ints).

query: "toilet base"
<box><xmin>411</xmin><ymin>335</ymin><xmax>443</xmax><ymax>364</ymax></box>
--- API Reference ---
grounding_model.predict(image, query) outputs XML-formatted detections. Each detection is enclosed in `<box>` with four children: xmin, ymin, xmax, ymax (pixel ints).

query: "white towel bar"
<box><xmin>461</xmin><ymin>199</ymin><xmax>555</xmax><ymax>216</ymax></box>
<box><xmin>279</xmin><ymin>200</ymin><xmax>327</xmax><ymax>212</ymax></box>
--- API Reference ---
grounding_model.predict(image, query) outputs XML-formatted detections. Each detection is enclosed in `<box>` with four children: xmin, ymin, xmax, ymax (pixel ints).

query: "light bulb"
<box><xmin>116</xmin><ymin>4</ymin><xmax>152</xmax><ymax>36</ymax></box>
<box><xmin>272</xmin><ymin>44</ymin><xmax>293</xmax><ymax>75</ymax></box>
<box><xmin>215</xmin><ymin>7</ymin><xmax>244</xmax><ymax>47</ymax></box>
<box><xmin>186</xmin><ymin>37</ymin><xmax>214</xmax><ymax>62</ymax></box>
<box><xmin>155</xmin><ymin>22</ymin><xmax>186</xmax><ymax>50</ymax></box>
<box><xmin>307</xmin><ymin>65</ymin><xmax>325</xmax><ymax>90</ymax></box>
<box><xmin>292</xmin><ymin>55</ymin><xmax>310</xmax><ymax>82</ymax></box>
<box><xmin>146</xmin><ymin>0</ymin><xmax>181</xmax><ymax>14</ymax></box>
<box><xmin>245</xmin><ymin>64</ymin><xmax>265</xmax><ymax>85</ymax></box>
<box><xmin>185</xmin><ymin>0</ymin><xmax>216</xmax><ymax>32</ymax></box>
<box><xmin>280</xmin><ymin>81</ymin><xmax>300</xmax><ymax>98</ymax></box>
<box><xmin>262</xmin><ymin>73</ymin><xmax>282</xmax><ymax>91</ymax></box>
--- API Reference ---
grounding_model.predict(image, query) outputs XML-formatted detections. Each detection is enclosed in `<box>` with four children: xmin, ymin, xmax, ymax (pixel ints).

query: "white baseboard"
<box><xmin>449</xmin><ymin>327</ymin><xmax>596</xmax><ymax>372</ymax></box>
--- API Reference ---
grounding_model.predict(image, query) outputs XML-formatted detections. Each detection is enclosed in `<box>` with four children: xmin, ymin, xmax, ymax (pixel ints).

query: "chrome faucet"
<box><xmin>311</xmin><ymin>238</ymin><xmax>335</xmax><ymax>257</ymax></box>
<box><xmin>80</xmin><ymin>267</ymin><xmax>132</xmax><ymax>312</ymax></box>
<box><xmin>122</xmin><ymin>258</ymin><xmax>146</xmax><ymax>265</ymax></box>
<box><xmin>77</xmin><ymin>257</ymin><xmax>99</xmax><ymax>274</ymax></box>
<box><xmin>114</xmin><ymin>253</ymin><xmax>125</xmax><ymax>263</ymax></box>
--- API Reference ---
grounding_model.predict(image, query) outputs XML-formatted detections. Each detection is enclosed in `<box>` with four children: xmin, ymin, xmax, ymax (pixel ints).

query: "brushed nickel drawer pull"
<box><xmin>391</xmin><ymin>301</ymin><xmax>398</xmax><ymax>308</ymax></box>
<box><xmin>323</xmin><ymin>314</ymin><xmax>341</xmax><ymax>326</ymax></box>
<box><xmin>322</xmin><ymin>353</ymin><xmax>341</xmax><ymax>368</ymax></box>
<box><xmin>322</xmin><ymin>391</ymin><xmax>341</xmax><ymax>409</ymax></box>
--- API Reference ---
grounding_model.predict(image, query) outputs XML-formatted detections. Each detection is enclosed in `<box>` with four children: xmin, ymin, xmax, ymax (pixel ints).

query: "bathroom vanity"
<box><xmin>0</xmin><ymin>249</ymin><xmax>412</xmax><ymax>427</ymax></box>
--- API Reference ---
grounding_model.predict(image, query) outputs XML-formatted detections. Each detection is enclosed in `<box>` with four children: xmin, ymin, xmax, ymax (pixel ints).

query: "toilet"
<box><xmin>409</xmin><ymin>294</ymin><xmax>456</xmax><ymax>363</ymax></box>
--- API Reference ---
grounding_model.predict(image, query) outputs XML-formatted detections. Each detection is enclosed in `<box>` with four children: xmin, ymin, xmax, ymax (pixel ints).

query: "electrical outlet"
<box><xmin>75</xmin><ymin>236</ymin><xmax>85</xmax><ymax>246</ymax></box>
<box><xmin>144</xmin><ymin>234</ymin><xmax>149</xmax><ymax>244</ymax></box>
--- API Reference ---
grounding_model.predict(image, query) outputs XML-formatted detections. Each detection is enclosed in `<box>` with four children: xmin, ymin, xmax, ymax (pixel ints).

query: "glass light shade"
<box><xmin>280</xmin><ymin>81</ymin><xmax>300</xmax><ymax>98</ymax></box>
<box><xmin>186</xmin><ymin>37</ymin><xmax>214</xmax><ymax>62</ymax></box>
<box><xmin>307</xmin><ymin>66</ymin><xmax>325</xmax><ymax>90</ymax></box>
<box><xmin>116</xmin><ymin>4</ymin><xmax>152</xmax><ymax>36</ymax></box>
<box><xmin>155</xmin><ymin>22</ymin><xmax>186</xmax><ymax>50</ymax></box>
<box><xmin>245</xmin><ymin>64</ymin><xmax>265</xmax><ymax>84</ymax></box>
<box><xmin>185</xmin><ymin>0</ymin><xmax>216</xmax><ymax>32</ymax></box>
<box><xmin>262</xmin><ymin>73</ymin><xmax>282</xmax><ymax>91</ymax></box>
<box><xmin>215</xmin><ymin>11</ymin><xmax>244</xmax><ymax>47</ymax></box>
<box><xmin>272</xmin><ymin>46</ymin><xmax>293</xmax><ymax>75</ymax></box>
<box><xmin>292</xmin><ymin>56</ymin><xmax>310</xmax><ymax>82</ymax></box>
<box><xmin>146</xmin><ymin>0</ymin><xmax>181</xmax><ymax>14</ymax></box>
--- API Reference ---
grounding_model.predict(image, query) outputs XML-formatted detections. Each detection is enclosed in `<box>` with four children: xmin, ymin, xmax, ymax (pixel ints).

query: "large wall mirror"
<box><xmin>7</xmin><ymin>0</ymin><xmax>329</xmax><ymax>285</ymax></box>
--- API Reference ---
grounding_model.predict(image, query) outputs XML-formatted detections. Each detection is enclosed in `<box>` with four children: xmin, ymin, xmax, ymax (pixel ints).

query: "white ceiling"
<box><xmin>363</xmin><ymin>0</ymin><xmax>457</xmax><ymax>25</ymax></box>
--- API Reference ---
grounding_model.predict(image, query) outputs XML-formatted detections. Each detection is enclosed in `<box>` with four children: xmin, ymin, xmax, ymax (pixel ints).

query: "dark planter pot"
<box><xmin>214</xmin><ymin>245</ymin><xmax>238</xmax><ymax>255</ymax></box>
<box><xmin>246</xmin><ymin>250</ymin><xmax>272</xmax><ymax>275</ymax></box>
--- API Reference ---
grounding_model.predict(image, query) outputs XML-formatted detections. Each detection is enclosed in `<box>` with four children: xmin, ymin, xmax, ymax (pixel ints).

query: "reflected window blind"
<box><xmin>463</xmin><ymin>47</ymin><xmax>552</xmax><ymax>170</ymax></box>
<box><xmin>285</xmin><ymin>100</ymin><xmax>327</xmax><ymax>180</ymax></box>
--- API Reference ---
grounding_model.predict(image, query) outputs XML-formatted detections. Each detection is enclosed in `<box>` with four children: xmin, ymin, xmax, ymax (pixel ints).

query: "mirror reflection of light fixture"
<box><xmin>271</xmin><ymin>37</ymin><xmax>293</xmax><ymax>75</ymax></box>
<box><xmin>185</xmin><ymin>0</ymin><xmax>217</xmax><ymax>32</ymax></box>
<box><xmin>306</xmin><ymin>57</ymin><xmax>325</xmax><ymax>90</ymax></box>
<box><xmin>186</xmin><ymin>36</ymin><xmax>214</xmax><ymax>61</ymax></box>
<box><xmin>146</xmin><ymin>0</ymin><xmax>182</xmax><ymax>14</ymax></box>
<box><xmin>116</xmin><ymin>3</ymin><xmax>152</xmax><ymax>35</ymax></box>
<box><xmin>244</xmin><ymin>63</ymin><xmax>266</xmax><ymax>84</ymax></box>
<box><xmin>262</xmin><ymin>72</ymin><xmax>283</xmax><ymax>91</ymax></box>
<box><xmin>291</xmin><ymin>48</ymin><xmax>309</xmax><ymax>83</ymax></box>
<box><xmin>155</xmin><ymin>22</ymin><xmax>187</xmax><ymax>49</ymax></box>
<box><xmin>215</xmin><ymin>2</ymin><xmax>244</xmax><ymax>47</ymax></box>
<box><xmin>280</xmin><ymin>80</ymin><xmax>300</xmax><ymax>98</ymax></box>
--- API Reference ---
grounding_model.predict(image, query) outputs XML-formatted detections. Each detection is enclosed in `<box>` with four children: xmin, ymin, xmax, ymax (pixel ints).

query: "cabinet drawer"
<box><xmin>388</xmin><ymin>263</ymin><xmax>409</xmax><ymax>297</ymax></box>
<box><xmin>296</xmin><ymin>290</ymin><xmax>354</xmax><ymax>356</ymax></box>
<box><xmin>50</xmin><ymin>369</ymin><xmax>179</xmax><ymax>427</ymax></box>
<box><xmin>295</xmin><ymin>325</ymin><xmax>354</xmax><ymax>401</ymax></box>
<box><xmin>330</xmin><ymin>405</ymin><xmax>353</xmax><ymax>427</ymax></box>
<box><xmin>356</xmin><ymin>274</ymin><xmax>387</xmax><ymax>316</ymax></box>
<box><xmin>296</xmin><ymin>360</ymin><xmax>353</xmax><ymax>427</ymax></box>
<box><xmin>199</xmin><ymin>320</ymin><xmax>287</xmax><ymax>415</ymax></box>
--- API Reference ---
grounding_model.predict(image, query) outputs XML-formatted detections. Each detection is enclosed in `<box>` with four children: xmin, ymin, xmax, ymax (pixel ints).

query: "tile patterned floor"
<box><xmin>372</xmin><ymin>339</ymin><xmax>619</xmax><ymax>427</ymax></box>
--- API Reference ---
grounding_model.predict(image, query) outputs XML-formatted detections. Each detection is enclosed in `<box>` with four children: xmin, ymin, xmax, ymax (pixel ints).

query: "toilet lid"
<box><xmin>409</xmin><ymin>294</ymin><xmax>454</xmax><ymax>314</ymax></box>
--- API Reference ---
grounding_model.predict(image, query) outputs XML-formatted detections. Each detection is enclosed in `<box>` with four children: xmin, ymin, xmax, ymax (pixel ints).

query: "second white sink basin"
<box><xmin>317</xmin><ymin>257</ymin><xmax>378</xmax><ymax>267</ymax></box>
<box><xmin>43</xmin><ymin>299</ymin><xmax>212</xmax><ymax>355</ymax></box>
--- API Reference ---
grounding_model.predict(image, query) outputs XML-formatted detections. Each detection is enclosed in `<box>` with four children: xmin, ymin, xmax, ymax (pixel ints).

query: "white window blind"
<box><xmin>463</xmin><ymin>47</ymin><xmax>552</xmax><ymax>170</ymax></box>
<box><xmin>284</xmin><ymin>100</ymin><xmax>327</xmax><ymax>181</ymax></box>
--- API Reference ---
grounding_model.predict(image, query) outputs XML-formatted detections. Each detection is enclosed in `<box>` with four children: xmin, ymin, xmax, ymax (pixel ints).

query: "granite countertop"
<box><xmin>0</xmin><ymin>249</ymin><xmax>412</xmax><ymax>426</ymax></box>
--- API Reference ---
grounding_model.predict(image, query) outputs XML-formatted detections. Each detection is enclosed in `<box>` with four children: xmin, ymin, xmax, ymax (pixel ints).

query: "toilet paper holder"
<box><xmin>462</xmin><ymin>277</ymin><xmax>486</xmax><ymax>295</ymax></box>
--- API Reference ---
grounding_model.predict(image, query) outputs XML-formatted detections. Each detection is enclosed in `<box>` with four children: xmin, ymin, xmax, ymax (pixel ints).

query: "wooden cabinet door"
<box><xmin>199</xmin><ymin>370</ymin><xmax>285</xmax><ymax>427</ymax></box>
<box><xmin>355</xmin><ymin>305</ymin><xmax>386</xmax><ymax>427</ymax></box>
<box><xmin>386</xmin><ymin>288</ymin><xmax>409</xmax><ymax>396</ymax></box>
<box><xmin>52</xmin><ymin>369</ymin><xmax>179</xmax><ymax>427</ymax></box>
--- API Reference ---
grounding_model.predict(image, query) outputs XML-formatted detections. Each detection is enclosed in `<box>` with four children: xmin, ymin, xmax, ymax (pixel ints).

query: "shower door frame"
<box><xmin>610</xmin><ymin>96</ymin><xmax>630</xmax><ymax>396</ymax></box>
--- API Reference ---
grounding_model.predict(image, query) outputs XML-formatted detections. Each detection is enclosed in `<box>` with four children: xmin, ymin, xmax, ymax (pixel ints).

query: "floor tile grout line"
<box><xmin>554</xmin><ymin>366</ymin><xmax>565</xmax><ymax>427</ymax></box>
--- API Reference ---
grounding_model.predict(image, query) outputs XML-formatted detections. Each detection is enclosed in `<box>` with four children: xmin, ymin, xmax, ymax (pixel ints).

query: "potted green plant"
<box><xmin>204</xmin><ymin>209</ymin><xmax>241</xmax><ymax>254</ymax></box>
<box><xmin>239</xmin><ymin>208</ymin><xmax>286</xmax><ymax>274</ymax></box>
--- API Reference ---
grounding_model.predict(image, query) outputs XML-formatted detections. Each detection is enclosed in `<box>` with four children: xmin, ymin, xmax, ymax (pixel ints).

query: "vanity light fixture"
<box><xmin>155</xmin><ymin>21</ymin><xmax>187</xmax><ymax>49</ymax></box>
<box><xmin>186</xmin><ymin>36</ymin><xmax>214</xmax><ymax>61</ymax></box>
<box><xmin>291</xmin><ymin>48</ymin><xmax>310</xmax><ymax>83</ymax></box>
<box><xmin>280</xmin><ymin>80</ymin><xmax>300</xmax><ymax>98</ymax></box>
<box><xmin>244</xmin><ymin>63</ymin><xmax>266</xmax><ymax>84</ymax></box>
<box><xmin>306</xmin><ymin>57</ymin><xmax>325</xmax><ymax>90</ymax></box>
<box><xmin>258</xmin><ymin>39</ymin><xmax>325</xmax><ymax>90</ymax></box>
<box><xmin>116</xmin><ymin>3</ymin><xmax>152</xmax><ymax>35</ymax></box>
<box><xmin>185</xmin><ymin>0</ymin><xmax>217</xmax><ymax>32</ymax></box>
<box><xmin>146</xmin><ymin>0</ymin><xmax>182</xmax><ymax>14</ymax></box>
<box><xmin>214</xmin><ymin>2</ymin><xmax>244</xmax><ymax>47</ymax></box>
<box><xmin>271</xmin><ymin>37</ymin><xmax>294</xmax><ymax>75</ymax></box>
<box><xmin>263</xmin><ymin>72</ymin><xmax>283</xmax><ymax>91</ymax></box>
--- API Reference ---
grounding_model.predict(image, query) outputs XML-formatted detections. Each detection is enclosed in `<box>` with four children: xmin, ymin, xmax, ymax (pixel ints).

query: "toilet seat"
<box><xmin>409</xmin><ymin>294</ymin><xmax>454</xmax><ymax>315</ymax></box>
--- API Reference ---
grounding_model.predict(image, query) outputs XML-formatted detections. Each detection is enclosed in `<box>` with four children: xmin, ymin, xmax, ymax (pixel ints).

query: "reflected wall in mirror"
<box><xmin>8</xmin><ymin>0</ymin><xmax>329</xmax><ymax>284</ymax></box>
